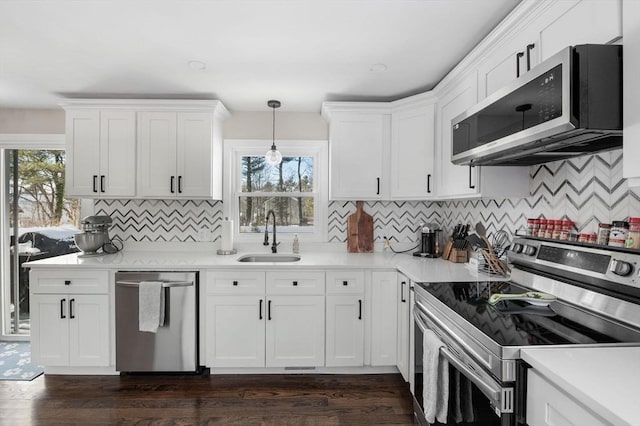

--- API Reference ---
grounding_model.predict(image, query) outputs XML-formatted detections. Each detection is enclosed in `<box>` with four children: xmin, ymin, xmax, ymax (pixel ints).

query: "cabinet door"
<box><xmin>30</xmin><ymin>294</ymin><xmax>70</xmax><ymax>366</ymax></box>
<box><xmin>265</xmin><ymin>295</ymin><xmax>325</xmax><ymax>367</ymax></box>
<box><xmin>326</xmin><ymin>295</ymin><xmax>364</xmax><ymax>367</ymax></box>
<box><xmin>206</xmin><ymin>295</ymin><xmax>265</xmax><ymax>368</ymax></box>
<box><xmin>435</xmin><ymin>74</ymin><xmax>479</xmax><ymax>198</ymax></box>
<box><xmin>329</xmin><ymin>112</ymin><xmax>389</xmax><ymax>200</ymax></box>
<box><xmin>396</xmin><ymin>275</ymin><xmax>410</xmax><ymax>382</ymax></box>
<box><xmin>138</xmin><ymin>111</ymin><xmax>177</xmax><ymax>197</ymax></box>
<box><xmin>538</xmin><ymin>0</ymin><xmax>621</xmax><ymax>63</ymax></box>
<box><xmin>99</xmin><ymin>110</ymin><xmax>136</xmax><ymax>197</ymax></box>
<box><xmin>390</xmin><ymin>104</ymin><xmax>436</xmax><ymax>199</ymax></box>
<box><xmin>176</xmin><ymin>112</ymin><xmax>214</xmax><ymax>198</ymax></box>
<box><xmin>370</xmin><ymin>271</ymin><xmax>398</xmax><ymax>366</ymax></box>
<box><xmin>527</xmin><ymin>370</ymin><xmax>607</xmax><ymax>426</ymax></box>
<box><xmin>68</xmin><ymin>294</ymin><xmax>110</xmax><ymax>367</ymax></box>
<box><xmin>65</xmin><ymin>109</ymin><xmax>100</xmax><ymax>197</ymax></box>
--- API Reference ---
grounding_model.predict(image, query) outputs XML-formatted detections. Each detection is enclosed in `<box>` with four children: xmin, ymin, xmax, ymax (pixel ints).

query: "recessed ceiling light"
<box><xmin>188</xmin><ymin>60</ymin><xmax>207</xmax><ymax>71</ymax></box>
<box><xmin>370</xmin><ymin>63</ymin><xmax>388</xmax><ymax>73</ymax></box>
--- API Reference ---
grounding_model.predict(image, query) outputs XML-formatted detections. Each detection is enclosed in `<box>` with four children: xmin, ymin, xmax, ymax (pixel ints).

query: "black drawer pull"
<box><xmin>358</xmin><ymin>299</ymin><xmax>362</xmax><ymax>320</ymax></box>
<box><xmin>376</xmin><ymin>177</ymin><xmax>380</xmax><ymax>195</ymax></box>
<box><xmin>526</xmin><ymin>43</ymin><xmax>535</xmax><ymax>71</ymax></box>
<box><xmin>69</xmin><ymin>298</ymin><xmax>75</xmax><ymax>319</ymax></box>
<box><xmin>100</xmin><ymin>175</ymin><xmax>106</xmax><ymax>193</ymax></box>
<box><xmin>259</xmin><ymin>299</ymin><xmax>263</xmax><ymax>320</ymax></box>
<box><xmin>64</xmin><ymin>280</ymin><xmax>71</xmax><ymax>285</ymax></box>
<box><xmin>343</xmin><ymin>281</ymin><xmax>348</xmax><ymax>286</ymax></box>
<box><xmin>178</xmin><ymin>176</ymin><xmax>183</xmax><ymax>194</ymax></box>
<box><xmin>60</xmin><ymin>298</ymin><xmax>66</xmax><ymax>319</ymax></box>
<box><xmin>92</xmin><ymin>175</ymin><xmax>98</xmax><ymax>193</ymax></box>
<box><xmin>468</xmin><ymin>165</ymin><xmax>475</xmax><ymax>189</ymax></box>
<box><xmin>292</xmin><ymin>281</ymin><xmax>298</xmax><ymax>286</ymax></box>
<box><xmin>516</xmin><ymin>51</ymin><xmax>524</xmax><ymax>77</ymax></box>
<box><xmin>232</xmin><ymin>281</ymin><xmax>238</xmax><ymax>286</ymax></box>
<box><xmin>427</xmin><ymin>174</ymin><xmax>432</xmax><ymax>194</ymax></box>
<box><xmin>170</xmin><ymin>176</ymin><xmax>175</xmax><ymax>194</ymax></box>
<box><xmin>401</xmin><ymin>281</ymin><xmax>406</xmax><ymax>303</ymax></box>
<box><xmin>268</xmin><ymin>300</ymin><xmax>272</xmax><ymax>320</ymax></box>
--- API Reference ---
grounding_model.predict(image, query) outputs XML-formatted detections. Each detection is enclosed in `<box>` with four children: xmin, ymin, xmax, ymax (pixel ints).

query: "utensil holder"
<box><xmin>479</xmin><ymin>248</ymin><xmax>510</xmax><ymax>276</ymax></box>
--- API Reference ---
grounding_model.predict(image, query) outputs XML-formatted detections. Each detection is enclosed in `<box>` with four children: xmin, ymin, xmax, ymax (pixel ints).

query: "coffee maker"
<box><xmin>413</xmin><ymin>223</ymin><xmax>441</xmax><ymax>258</ymax></box>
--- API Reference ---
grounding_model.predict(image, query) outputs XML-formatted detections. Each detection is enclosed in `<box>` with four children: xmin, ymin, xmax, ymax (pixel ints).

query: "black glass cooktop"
<box><xmin>416</xmin><ymin>281</ymin><xmax>640</xmax><ymax>347</ymax></box>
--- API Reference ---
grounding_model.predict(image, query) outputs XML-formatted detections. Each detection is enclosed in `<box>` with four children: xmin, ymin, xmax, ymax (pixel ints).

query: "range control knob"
<box><xmin>609</xmin><ymin>259</ymin><xmax>633</xmax><ymax>277</ymax></box>
<box><xmin>511</xmin><ymin>243</ymin><xmax>524</xmax><ymax>254</ymax></box>
<box><xmin>523</xmin><ymin>245</ymin><xmax>537</xmax><ymax>257</ymax></box>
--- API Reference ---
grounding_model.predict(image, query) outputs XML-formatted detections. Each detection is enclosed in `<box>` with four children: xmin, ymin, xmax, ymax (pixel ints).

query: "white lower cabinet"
<box><xmin>527</xmin><ymin>369</ymin><xmax>607</xmax><ymax>426</ymax></box>
<box><xmin>30</xmin><ymin>269</ymin><xmax>110</xmax><ymax>368</ymax></box>
<box><xmin>396</xmin><ymin>274</ymin><xmax>411</xmax><ymax>381</ymax></box>
<box><xmin>325</xmin><ymin>270</ymin><xmax>365</xmax><ymax>367</ymax></box>
<box><xmin>370</xmin><ymin>270</ymin><xmax>398</xmax><ymax>366</ymax></box>
<box><xmin>205</xmin><ymin>270</ymin><xmax>326</xmax><ymax>368</ymax></box>
<box><xmin>205</xmin><ymin>295</ymin><xmax>265</xmax><ymax>368</ymax></box>
<box><xmin>265</xmin><ymin>295</ymin><xmax>325</xmax><ymax>367</ymax></box>
<box><xmin>31</xmin><ymin>293</ymin><xmax>110</xmax><ymax>367</ymax></box>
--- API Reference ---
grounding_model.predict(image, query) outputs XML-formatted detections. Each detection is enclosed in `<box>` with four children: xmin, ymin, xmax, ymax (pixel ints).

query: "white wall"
<box><xmin>0</xmin><ymin>108</ymin><xmax>64</xmax><ymax>134</ymax></box>
<box><xmin>224</xmin><ymin>111</ymin><xmax>327</xmax><ymax>140</ymax></box>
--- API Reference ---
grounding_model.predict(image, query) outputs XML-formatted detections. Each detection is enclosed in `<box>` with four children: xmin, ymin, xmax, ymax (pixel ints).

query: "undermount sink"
<box><xmin>237</xmin><ymin>253</ymin><xmax>301</xmax><ymax>263</ymax></box>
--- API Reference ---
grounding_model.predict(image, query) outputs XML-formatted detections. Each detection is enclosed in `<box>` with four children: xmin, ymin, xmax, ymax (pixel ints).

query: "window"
<box><xmin>225</xmin><ymin>140</ymin><xmax>328</xmax><ymax>242</ymax></box>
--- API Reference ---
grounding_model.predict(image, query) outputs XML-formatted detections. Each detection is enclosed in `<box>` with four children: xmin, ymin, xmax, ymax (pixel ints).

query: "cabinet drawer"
<box><xmin>325</xmin><ymin>270</ymin><xmax>365</xmax><ymax>294</ymax></box>
<box><xmin>206</xmin><ymin>271</ymin><xmax>265</xmax><ymax>294</ymax></box>
<box><xmin>266</xmin><ymin>271</ymin><xmax>325</xmax><ymax>295</ymax></box>
<box><xmin>30</xmin><ymin>269</ymin><xmax>109</xmax><ymax>294</ymax></box>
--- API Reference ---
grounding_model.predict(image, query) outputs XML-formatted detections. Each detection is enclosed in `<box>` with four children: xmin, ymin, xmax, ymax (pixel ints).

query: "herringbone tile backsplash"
<box><xmin>96</xmin><ymin>149</ymin><xmax>639</xmax><ymax>244</ymax></box>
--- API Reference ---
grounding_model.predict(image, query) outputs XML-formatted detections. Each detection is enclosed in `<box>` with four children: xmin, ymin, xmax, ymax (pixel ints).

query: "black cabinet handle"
<box><xmin>64</xmin><ymin>280</ymin><xmax>71</xmax><ymax>286</ymax></box>
<box><xmin>69</xmin><ymin>298</ymin><xmax>75</xmax><ymax>319</ymax></box>
<box><xmin>343</xmin><ymin>280</ymin><xmax>348</xmax><ymax>286</ymax></box>
<box><xmin>292</xmin><ymin>281</ymin><xmax>298</xmax><ymax>286</ymax></box>
<box><xmin>259</xmin><ymin>299</ymin><xmax>263</xmax><ymax>320</ymax></box>
<box><xmin>170</xmin><ymin>176</ymin><xmax>175</xmax><ymax>194</ymax></box>
<box><xmin>468</xmin><ymin>165</ymin><xmax>475</xmax><ymax>189</ymax></box>
<box><xmin>526</xmin><ymin>43</ymin><xmax>535</xmax><ymax>71</ymax></box>
<box><xmin>92</xmin><ymin>175</ymin><xmax>98</xmax><ymax>193</ymax></box>
<box><xmin>232</xmin><ymin>281</ymin><xmax>238</xmax><ymax>286</ymax></box>
<box><xmin>376</xmin><ymin>177</ymin><xmax>380</xmax><ymax>195</ymax></box>
<box><xmin>268</xmin><ymin>300</ymin><xmax>272</xmax><ymax>320</ymax></box>
<box><xmin>60</xmin><ymin>298</ymin><xmax>66</xmax><ymax>319</ymax></box>
<box><xmin>358</xmin><ymin>299</ymin><xmax>362</xmax><ymax>320</ymax></box>
<box><xmin>516</xmin><ymin>51</ymin><xmax>524</xmax><ymax>77</ymax></box>
<box><xmin>100</xmin><ymin>175</ymin><xmax>105</xmax><ymax>193</ymax></box>
<box><xmin>427</xmin><ymin>174</ymin><xmax>432</xmax><ymax>194</ymax></box>
<box><xmin>401</xmin><ymin>281</ymin><xmax>406</xmax><ymax>303</ymax></box>
<box><xmin>178</xmin><ymin>176</ymin><xmax>183</xmax><ymax>194</ymax></box>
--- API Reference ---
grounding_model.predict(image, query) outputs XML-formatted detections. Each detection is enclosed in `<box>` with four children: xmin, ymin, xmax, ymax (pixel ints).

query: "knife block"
<box><xmin>443</xmin><ymin>241</ymin><xmax>468</xmax><ymax>263</ymax></box>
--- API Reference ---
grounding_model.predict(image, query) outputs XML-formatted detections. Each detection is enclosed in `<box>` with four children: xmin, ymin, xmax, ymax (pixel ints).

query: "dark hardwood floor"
<box><xmin>0</xmin><ymin>373</ymin><xmax>414</xmax><ymax>425</ymax></box>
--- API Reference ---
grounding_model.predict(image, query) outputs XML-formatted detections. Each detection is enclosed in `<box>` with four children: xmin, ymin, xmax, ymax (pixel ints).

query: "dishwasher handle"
<box><xmin>116</xmin><ymin>280</ymin><xmax>193</xmax><ymax>288</ymax></box>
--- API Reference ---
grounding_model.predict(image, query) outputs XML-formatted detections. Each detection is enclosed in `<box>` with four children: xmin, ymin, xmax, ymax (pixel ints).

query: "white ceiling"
<box><xmin>0</xmin><ymin>0</ymin><xmax>521</xmax><ymax>112</ymax></box>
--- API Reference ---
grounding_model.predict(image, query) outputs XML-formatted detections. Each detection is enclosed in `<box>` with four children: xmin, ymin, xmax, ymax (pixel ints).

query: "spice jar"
<box><xmin>526</xmin><ymin>218</ymin><xmax>536</xmax><ymax>236</ymax></box>
<box><xmin>596</xmin><ymin>223</ymin><xmax>611</xmax><ymax>246</ymax></box>
<box><xmin>537</xmin><ymin>219</ymin><xmax>547</xmax><ymax>238</ymax></box>
<box><xmin>587</xmin><ymin>233</ymin><xmax>597</xmax><ymax>244</ymax></box>
<box><xmin>560</xmin><ymin>220</ymin><xmax>574</xmax><ymax>241</ymax></box>
<box><xmin>626</xmin><ymin>217</ymin><xmax>640</xmax><ymax>249</ymax></box>
<box><xmin>578</xmin><ymin>233</ymin><xmax>590</xmax><ymax>243</ymax></box>
<box><xmin>544</xmin><ymin>219</ymin><xmax>555</xmax><ymax>239</ymax></box>
<box><xmin>608</xmin><ymin>221</ymin><xmax>629</xmax><ymax>247</ymax></box>
<box><xmin>552</xmin><ymin>220</ymin><xmax>563</xmax><ymax>239</ymax></box>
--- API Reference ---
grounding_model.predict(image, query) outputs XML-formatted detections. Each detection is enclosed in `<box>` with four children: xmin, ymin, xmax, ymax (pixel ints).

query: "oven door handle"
<box><xmin>414</xmin><ymin>309</ymin><xmax>508</xmax><ymax>413</ymax></box>
<box><xmin>415</xmin><ymin>300</ymin><xmax>492</xmax><ymax>371</ymax></box>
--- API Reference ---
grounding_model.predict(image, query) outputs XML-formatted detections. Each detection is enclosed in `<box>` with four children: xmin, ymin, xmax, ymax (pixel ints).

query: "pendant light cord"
<box><xmin>272</xmin><ymin>104</ymin><xmax>276</xmax><ymax>150</ymax></box>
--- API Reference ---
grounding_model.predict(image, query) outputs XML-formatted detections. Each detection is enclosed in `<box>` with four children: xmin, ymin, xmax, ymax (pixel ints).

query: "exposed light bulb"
<box><xmin>265</xmin><ymin>146</ymin><xmax>282</xmax><ymax>165</ymax></box>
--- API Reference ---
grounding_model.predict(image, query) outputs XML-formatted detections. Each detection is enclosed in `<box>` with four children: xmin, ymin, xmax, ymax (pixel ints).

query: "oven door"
<box><xmin>413</xmin><ymin>307</ymin><xmax>515</xmax><ymax>426</ymax></box>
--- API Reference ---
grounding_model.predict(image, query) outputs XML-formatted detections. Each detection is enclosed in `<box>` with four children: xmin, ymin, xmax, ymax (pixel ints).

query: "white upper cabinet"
<box><xmin>61</xmin><ymin>99</ymin><xmax>228</xmax><ymax>200</ymax></box>
<box><xmin>63</xmin><ymin>107</ymin><xmax>136</xmax><ymax>198</ymax></box>
<box><xmin>390</xmin><ymin>94</ymin><xmax>437</xmax><ymax>200</ymax></box>
<box><xmin>322</xmin><ymin>103</ymin><xmax>391</xmax><ymax>200</ymax></box>
<box><xmin>477</xmin><ymin>0</ymin><xmax>622</xmax><ymax>101</ymax></box>
<box><xmin>138</xmin><ymin>102</ymin><xmax>228</xmax><ymax>199</ymax></box>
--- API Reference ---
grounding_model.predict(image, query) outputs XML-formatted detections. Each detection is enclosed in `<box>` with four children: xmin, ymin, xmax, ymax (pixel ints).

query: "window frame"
<box><xmin>223</xmin><ymin>139</ymin><xmax>328</xmax><ymax>243</ymax></box>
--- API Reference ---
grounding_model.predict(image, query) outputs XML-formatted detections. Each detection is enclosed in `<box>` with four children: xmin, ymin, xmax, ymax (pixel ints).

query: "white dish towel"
<box><xmin>423</xmin><ymin>329</ymin><xmax>449</xmax><ymax>424</ymax></box>
<box><xmin>138</xmin><ymin>281</ymin><xmax>165</xmax><ymax>333</ymax></box>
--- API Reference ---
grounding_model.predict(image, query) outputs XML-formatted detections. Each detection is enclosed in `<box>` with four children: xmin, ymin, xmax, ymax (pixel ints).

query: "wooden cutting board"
<box><xmin>347</xmin><ymin>201</ymin><xmax>374</xmax><ymax>253</ymax></box>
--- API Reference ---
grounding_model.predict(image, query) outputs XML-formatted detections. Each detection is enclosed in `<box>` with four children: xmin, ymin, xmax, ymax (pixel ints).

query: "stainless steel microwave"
<box><xmin>451</xmin><ymin>44</ymin><xmax>622</xmax><ymax>166</ymax></box>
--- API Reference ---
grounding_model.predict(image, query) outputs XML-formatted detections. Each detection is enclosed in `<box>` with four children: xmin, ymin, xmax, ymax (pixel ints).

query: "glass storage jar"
<box><xmin>609</xmin><ymin>221</ymin><xmax>629</xmax><ymax>247</ymax></box>
<box><xmin>626</xmin><ymin>217</ymin><xmax>640</xmax><ymax>249</ymax></box>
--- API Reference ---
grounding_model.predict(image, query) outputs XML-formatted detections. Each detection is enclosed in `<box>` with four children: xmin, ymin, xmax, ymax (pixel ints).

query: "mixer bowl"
<box><xmin>74</xmin><ymin>232</ymin><xmax>107</xmax><ymax>254</ymax></box>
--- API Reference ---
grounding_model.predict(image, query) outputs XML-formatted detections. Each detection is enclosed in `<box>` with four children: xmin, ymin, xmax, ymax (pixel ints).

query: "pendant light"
<box><xmin>265</xmin><ymin>99</ymin><xmax>282</xmax><ymax>165</ymax></box>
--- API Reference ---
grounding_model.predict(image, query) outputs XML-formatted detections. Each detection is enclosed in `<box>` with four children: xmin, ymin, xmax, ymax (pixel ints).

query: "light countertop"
<box><xmin>24</xmin><ymin>244</ymin><xmax>501</xmax><ymax>284</ymax></box>
<box><xmin>522</xmin><ymin>347</ymin><xmax>640</xmax><ymax>426</ymax></box>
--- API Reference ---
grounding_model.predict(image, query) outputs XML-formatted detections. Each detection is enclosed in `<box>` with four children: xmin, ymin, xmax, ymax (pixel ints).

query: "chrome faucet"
<box><xmin>263</xmin><ymin>210</ymin><xmax>279</xmax><ymax>253</ymax></box>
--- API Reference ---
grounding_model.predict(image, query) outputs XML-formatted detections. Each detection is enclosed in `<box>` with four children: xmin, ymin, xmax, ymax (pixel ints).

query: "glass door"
<box><xmin>1</xmin><ymin>149</ymin><xmax>81</xmax><ymax>337</ymax></box>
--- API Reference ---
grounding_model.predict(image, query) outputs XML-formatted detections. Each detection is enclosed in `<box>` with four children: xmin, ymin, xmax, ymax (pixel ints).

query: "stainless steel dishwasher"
<box><xmin>115</xmin><ymin>271</ymin><xmax>198</xmax><ymax>373</ymax></box>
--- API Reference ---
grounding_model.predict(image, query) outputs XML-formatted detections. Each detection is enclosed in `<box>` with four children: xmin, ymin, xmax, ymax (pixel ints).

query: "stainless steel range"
<box><xmin>412</xmin><ymin>237</ymin><xmax>640</xmax><ymax>426</ymax></box>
